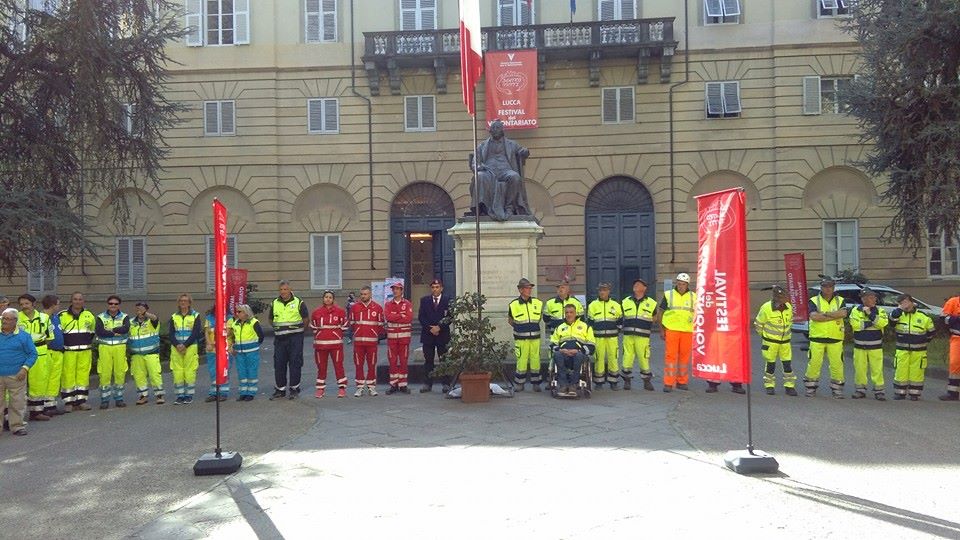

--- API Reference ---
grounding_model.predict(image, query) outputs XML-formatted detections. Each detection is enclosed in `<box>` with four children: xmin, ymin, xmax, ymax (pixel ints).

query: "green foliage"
<box><xmin>431</xmin><ymin>292</ymin><xmax>512</xmax><ymax>377</ymax></box>
<box><xmin>0</xmin><ymin>0</ymin><xmax>185</xmax><ymax>277</ymax></box>
<box><xmin>245</xmin><ymin>283</ymin><xmax>270</xmax><ymax>315</ymax></box>
<box><xmin>842</xmin><ymin>1</ymin><xmax>960</xmax><ymax>252</ymax></box>
<box><xmin>832</xmin><ymin>269</ymin><xmax>869</xmax><ymax>284</ymax></box>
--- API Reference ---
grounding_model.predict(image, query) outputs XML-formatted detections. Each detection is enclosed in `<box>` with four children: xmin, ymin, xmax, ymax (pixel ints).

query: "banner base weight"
<box><xmin>723</xmin><ymin>449</ymin><xmax>779</xmax><ymax>475</ymax></box>
<box><xmin>193</xmin><ymin>452</ymin><xmax>243</xmax><ymax>476</ymax></box>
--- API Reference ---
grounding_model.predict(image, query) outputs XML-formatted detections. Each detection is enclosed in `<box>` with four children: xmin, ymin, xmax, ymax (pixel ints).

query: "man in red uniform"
<box><xmin>349</xmin><ymin>286</ymin><xmax>383</xmax><ymax>397</ymax></box>
<box><xmin>311</xmin><ymin>291</ymin><xmax>348</xmax><ymax>399</ymax></box>
<box><xmin>385</xmin><ymin>281</ymin><xmax>413</xmax><ymax>395</ymax></box>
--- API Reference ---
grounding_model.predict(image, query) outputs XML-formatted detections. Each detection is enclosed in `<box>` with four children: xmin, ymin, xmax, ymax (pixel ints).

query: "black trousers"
<box><xmin>422</xmin><ymin>341</ymin><xmax>450</xmax><ymax>386</ymax></box>
<box><xmin>274</xmin><ymin>333</ymin><xmax>304</xmax><ymax>392</ymax></box>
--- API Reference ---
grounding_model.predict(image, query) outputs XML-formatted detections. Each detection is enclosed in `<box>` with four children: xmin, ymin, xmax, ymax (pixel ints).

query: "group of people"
<box><xmin>508</xmin><ymin>274</ymin><xmax>960</xmax><ymax>402</ymax></box>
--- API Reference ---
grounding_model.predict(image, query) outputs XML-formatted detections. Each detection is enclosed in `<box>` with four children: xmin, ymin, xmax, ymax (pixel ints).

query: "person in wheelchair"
<box><xmin>550</xmin><ymin>305</ymin><xmax>596</xmax><ymax>396</ymax></box>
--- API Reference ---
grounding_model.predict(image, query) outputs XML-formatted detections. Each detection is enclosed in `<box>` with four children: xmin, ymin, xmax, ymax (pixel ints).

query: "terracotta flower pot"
<box><xmin>460</xmin><ymin>372</ymin><xmax>492</xmax><ymax>403</ymax></box>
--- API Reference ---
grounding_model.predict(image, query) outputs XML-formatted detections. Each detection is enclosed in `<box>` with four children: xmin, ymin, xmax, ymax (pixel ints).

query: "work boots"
<box><xmin>643</xmin><ymin>379</ymin><xmax>655</xmax><ymax>391</ymax></box>
<box><xmin>938</xmin><ymin>392</ymin><xmax>959</xmax><ymax>401</ymax></box>
<box><xmin>785</xmin><ymin>387</ymin><xmax>798</xmax><ymax>397</ymax></box>
<box><xmin>622</xmin><ymin>377</ymin><xmax>632</xmax><ymax>391</ymax></box>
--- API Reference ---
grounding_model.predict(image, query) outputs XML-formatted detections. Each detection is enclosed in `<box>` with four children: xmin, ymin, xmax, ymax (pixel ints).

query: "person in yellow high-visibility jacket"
<box><xmin>655</xmin><ymin>273</ymin><xmax>696</xmax><ymax>392</ymax></box>
<box><xmin>587</xmin><ymin>282</ymin><xmax>623</xmax><ymax>390</ymax></box>
<box><xmin>754</xmin><ymin>286</ymin><xmax>797</xmax><ymax>396</ymax></box>
<box><xmin>849</xmin><ymin>288</ymin><xmax>888</xmax><ymax>400</ymax></box>
<box><xmin>804</xmin><ymin>278</ymin><xmax>849</xmax><ymax>398</ymax></box>
<box><xmin>890</xmin><ymin>294</ymin><xmax>935</xmax><ymax>401</ymax></box>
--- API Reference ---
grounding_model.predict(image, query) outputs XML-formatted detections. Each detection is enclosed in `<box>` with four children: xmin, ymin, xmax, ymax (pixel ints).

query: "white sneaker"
<box><xmin>354</xmin><ymin>387</ymin><xmax>364</xmax><ymax>398</ymax></box>
<box><xmin>367</xmin><ymin>385</ymin><xmax>378</xmax><ymax>397</ymax></box>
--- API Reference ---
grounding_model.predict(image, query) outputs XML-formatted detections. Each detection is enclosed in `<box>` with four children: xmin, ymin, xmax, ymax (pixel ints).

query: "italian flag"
<box><xmin>459</xmin><ymin>0</ymin><xmax>482</xmax><ymax>116</ymax></box>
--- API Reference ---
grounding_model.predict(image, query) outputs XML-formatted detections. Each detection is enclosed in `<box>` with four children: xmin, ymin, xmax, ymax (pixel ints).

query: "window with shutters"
<box><xmin>122</xmin><ymin>103</ymin><xmax>137</xmax><ymax>135</ymax></box>
<box><xmin>598</xmin><ymin>0</ymin><xmax>636</xmax><ymax>20</ymax></box>
<box><xmin>817</xmin><ymin>0</ymin><xmax>851</xmax><ymax>18</ymax></box>
<box><xmin>704</xmin><ymin>0</ymin><xmax>740</xmax><ymax>25</ymax></box>
<box><xmin>802</xmin><ymin>76</ymin><xmax>852</xmax><ymax>115</ymax></box>
<box><xmin>399</xmin><ymin>0</ymin><xmax>436</xmax><ymax>30</ymax></box>
<box><xmin>822</xmin><ymin>220</ymin><xmax>858</xmax><ymax>277</ymax></box>
<box><xmin>311</xmin><ymin>234</ymin><xmax>342</xmax><ymax>289</ymax></box>
<box><xmin>928</xmin><ymin>227</ymin><xmax>960</xmax><ymax>277</ymax></box>
<box><xmin>116</xmin><ymin>237</ymin><xmax>147</xmax><ymax>292</ymax></box>
<box><xmin>26</xmin><ymin>254</ymin><xmax>57</xmax><ymax>295</ymax></box>
<box><xmin>601</xmin><ymin>87</ymin><xmax>635</xmax><ymax>124</ymax></box>
<box><xmin>184</xmin><ymin>0</ymin><xmax>249</xmax><ymax>46</ymax></box>
<box><xmin>498</xmin><ymin>0</ymin><xmax>534</xmax><ymax>26</ymax></box>
<box><xmin>206</xmin><ymin>235</ymin><xmax>238</xmax><ymax>291</ymax></box>
<box><xmin>307</xmin><ymin>98</ymin><xmax>339</xmax><ymax>134</ymax></box>
<box><xmin>203</xmin><ymin>100</ymin><xmax>235</xmax><ymax>136</ymax></box>
<box><xmin>704</xmin><ymin>81</ymin><xmax>741</xmax><ymax>118</ymax></box>
<box><xmin>404</xmin><ymin>95</ymin><xmax>436</xmax><ymax>132</ymax></box>
<box><xmin>305</xmin><ymin>0</ymin><xmax>337</xmax><ymax>42</ymax></box>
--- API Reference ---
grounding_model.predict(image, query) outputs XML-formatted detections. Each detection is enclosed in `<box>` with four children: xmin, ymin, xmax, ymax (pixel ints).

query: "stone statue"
<box><xmin>468</xmin><ymin>119</ymin><xmax>533</xmax><ymax>221</ymax></box>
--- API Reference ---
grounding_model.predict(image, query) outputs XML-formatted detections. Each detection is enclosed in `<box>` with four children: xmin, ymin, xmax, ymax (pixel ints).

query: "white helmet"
<box><xmin>675</xmin><ymin>272</ymin><xmax>690</xmax><ymax>283</ymax></box>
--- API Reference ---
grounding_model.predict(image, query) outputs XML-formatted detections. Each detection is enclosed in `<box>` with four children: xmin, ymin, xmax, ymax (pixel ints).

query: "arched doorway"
<box><xmin>585</xmin><ymin>177</ymin><xmax>655</xmax><ymax>299</ymax></box>
<box><xmin>390</xmin><ymin>182</ymin><xmax>456</xmax><ymax>299</ymax></box>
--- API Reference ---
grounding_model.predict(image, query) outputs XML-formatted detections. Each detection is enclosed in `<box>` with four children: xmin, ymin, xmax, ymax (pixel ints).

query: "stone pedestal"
<box><xmin>448</xmin><ymin>218</ymin><xmax>544</xmax><ymax>344</ymax></box>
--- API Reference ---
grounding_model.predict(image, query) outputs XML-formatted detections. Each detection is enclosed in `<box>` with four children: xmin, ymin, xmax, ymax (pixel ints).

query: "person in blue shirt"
<box><xmin>0</xmin><ymin>308</ymin><xmax>39</xmax><ymax>436</ymax></box>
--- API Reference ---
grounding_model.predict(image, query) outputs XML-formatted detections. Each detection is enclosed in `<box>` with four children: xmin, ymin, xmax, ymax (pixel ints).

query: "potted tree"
<box><xmin>431</xmin><ymin>292</ymin><xmax>511</xmax><ymax>403</ymax></box>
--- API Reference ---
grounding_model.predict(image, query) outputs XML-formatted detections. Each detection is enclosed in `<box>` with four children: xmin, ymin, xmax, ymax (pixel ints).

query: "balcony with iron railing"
<box><xmin>362</xmin><ymin>18</ymin><xmax>678</xmax><ymax>96</ymax></box>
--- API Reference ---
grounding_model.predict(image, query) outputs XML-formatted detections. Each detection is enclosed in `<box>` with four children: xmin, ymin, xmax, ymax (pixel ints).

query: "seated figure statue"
<box><xmin>468</xmin><ymin>119</ymin><xmax>533</xmax><ymax>221</ymax></box>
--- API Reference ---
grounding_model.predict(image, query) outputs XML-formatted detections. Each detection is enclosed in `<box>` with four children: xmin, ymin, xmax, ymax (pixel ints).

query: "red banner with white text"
<box><xmin>484</xmin><ymin>50</ymin><xmax>538</xmax><ymax>129</ymax></box>
<box><xmin>784</xmin><ymin>253</ymin><xmax>809</xmax><ymax>323</ymax></box>
<box><xmin>692</xmin><ymin>189</ymin><xmax>751</xmax><ymax>383</ymax></box>
<box><xmin>213</xmin><ymin>199</ymin><xmax>229</xmax><ymax>386</ymax></box>
<box><xmin>227</xmin><ymin>268</ymin><xmax>248</xmax><ymax>318</ymax></box>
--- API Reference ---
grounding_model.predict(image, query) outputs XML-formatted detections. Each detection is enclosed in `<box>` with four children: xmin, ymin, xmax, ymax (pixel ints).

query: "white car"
<box><xmin>790</xmin><ymin>283</ymin><xmax>944</xmax><ymax>336</ymax></box>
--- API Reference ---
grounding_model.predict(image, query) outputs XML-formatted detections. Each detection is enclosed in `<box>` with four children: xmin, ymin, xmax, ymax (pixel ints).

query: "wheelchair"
<box><xmin>547</xmin><ymin>350</ymin><xmax>593</xmax><ymax>399</ymax></box>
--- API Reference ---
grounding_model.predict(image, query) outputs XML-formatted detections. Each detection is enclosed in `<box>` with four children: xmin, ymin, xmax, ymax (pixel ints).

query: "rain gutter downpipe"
<box><xmin>668</xmin><ymin>0</ymin><xmax>690</xmax><ymax>264</ymax></box>
<box><xmin>350</xmin><ymin>0</ymin><xmax>375</xmax><ymax>270</ymax></box>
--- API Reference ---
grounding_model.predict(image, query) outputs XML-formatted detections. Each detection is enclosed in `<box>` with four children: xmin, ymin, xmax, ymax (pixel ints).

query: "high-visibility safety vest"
<box><xmin>508</xmin><ymin>297</ymin><xmax>543</xmax><ymax>340</ymax></box>
<box><xmin>98</xmin><ymin>311</ymin><xmax>129</xmax><ymax>346</ymax></box>
<box><xmin>128</xmin><ymin>317</ymin><xmax>160</xmax><ymax>355</ymax></box>
<box><xmin>587</xmin><ymin>298</ymin><xmax>622</xmax><ymax>338</ymax></box>
<box><xmin>621</xmin><ymin>296</ymin><xmax>658</xmax><ymax>337</ymax></box>
<box><xmin>544</xmin><ymin>296</ymin><xmax>584</xmax><ymax>331</ymax></box>
<box><xmin>18</xmin><ymin>310</ymin><xmax>52</xmax><ymax>354</ymax></box>
<box><xmin>272</xmin><ymin>296</ymin><xmax>305</xmax><ymax>335</ymax></box>
<box><xmin>230</xmin><ymin>317</ymin><xmax>262</xmax><ymax>353</ymax></box>
<box><xmin>891</xmin><ymin>309</ymin><xmax>935</xmax><ymax>351</ymax></box>
<box><xmin>755</xmin><ymin>301</ymin><xmax>793</xmax><ymax>344</ymax></box>
<box><xmin>849</xmin><ymin>306</ymin><xmax>888</xmax><ymax>350</ymax></box>
<box><xmin>204</xmin><ymin>313</ymin><xmax>232</xmax><ymax>353</ymax></box>
<box><xmin>60</xmin><ymin>308</ymin><xmax>97</xmax><ymax>351</ymax></box>
<box><xmin>549</xmin><ymin>319</ymin><xmax>596</xmax><ymax>355</ymax></box>
<box><xmin>171</xmin><ymin>310</ymin><xmax>199</xmax><ymax>344</ymax></box>
<box><xmin>808</xmin><ymin>295</ymin><xmax>846</xmax><ymax>342</ymax></box>
<box><xmin>661</xmin><ymin>289</ymin><xmax>696</xmax><ymax>333</ymax></box>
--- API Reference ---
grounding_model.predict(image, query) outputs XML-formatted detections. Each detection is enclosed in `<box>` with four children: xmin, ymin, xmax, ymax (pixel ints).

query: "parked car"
<box><xmin>790</xmin><ymin>283</ymin><xmax>944</xmax><ymax>336</ymax></box>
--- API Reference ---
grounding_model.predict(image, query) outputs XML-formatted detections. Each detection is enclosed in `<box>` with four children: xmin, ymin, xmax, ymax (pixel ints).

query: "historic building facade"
<box><xmin>12</xmin><ymin>0</ymin><xmax>959</xmax><ymax>312</ymax></box>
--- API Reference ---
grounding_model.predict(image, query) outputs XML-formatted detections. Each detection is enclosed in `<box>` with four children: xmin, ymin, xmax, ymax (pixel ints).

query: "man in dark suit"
<box><xmin>419</xmin><ymin>279</ymin><xmax>451</xmax><ymax>393</ymax></box>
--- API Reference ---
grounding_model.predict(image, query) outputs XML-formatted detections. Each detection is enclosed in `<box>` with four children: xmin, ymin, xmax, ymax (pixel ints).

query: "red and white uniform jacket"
<box><xmin>385</xmin><ymin>298</ymin><xmax>414</xmax><ymax>341</ymax></box>
<box><xmin>350</xmin><ymin>301</ymin><xmax>384</xmax><ymax>344</ymax></box>
<box><xmin>311</xmin><ymin>305</ymin><xmax>347</xmax><ymax>349</ymax></box>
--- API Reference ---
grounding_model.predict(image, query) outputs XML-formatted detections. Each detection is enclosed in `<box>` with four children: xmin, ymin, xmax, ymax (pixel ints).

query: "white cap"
<box><xmin>675</xmin><ymin>272</ymin><xmax>690</xmax><ymax>283</ymax></box>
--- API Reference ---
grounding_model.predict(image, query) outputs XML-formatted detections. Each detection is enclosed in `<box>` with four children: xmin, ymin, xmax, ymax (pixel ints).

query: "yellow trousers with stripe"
<box><xmin>593</xmin><ymin>336</ymin><xmax>620</xmax><ymax>384</ymax></box>
<box><xmin>513</xmin><ymin>338</ymin><xmax>541</xmax><ymax>385</ymax></box>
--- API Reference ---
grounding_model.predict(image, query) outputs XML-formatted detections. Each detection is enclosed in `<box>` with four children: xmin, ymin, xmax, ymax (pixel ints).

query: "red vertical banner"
<box><xmin>783</xmin><ymin>253</ymin><xmax>809</xmax><ymax>323</ymax></box>
<box><xmin>692</xmin><ymin>188</ymin><xmax>751</xmax><ymax>383</ymax></box>
<box><xmin>212</xmin><ymin>199</ymin><xmax>228</xmax><ymax>386</ymax></box>
<box><xmin>484</xmin><ymin>50</ymin><xmax>539</xmax><ymax>129</ymax></box>
<box><xmin>226</xmin><ymin>268</ymin><xmax>248</xmax><ymax>317</ymax></box>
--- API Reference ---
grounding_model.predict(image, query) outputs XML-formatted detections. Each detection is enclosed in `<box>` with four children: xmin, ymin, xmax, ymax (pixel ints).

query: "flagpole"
<box><xmin>472</xmin><ymin>86</ymin><xmax>482</xmax><ymax>322</ymax></box>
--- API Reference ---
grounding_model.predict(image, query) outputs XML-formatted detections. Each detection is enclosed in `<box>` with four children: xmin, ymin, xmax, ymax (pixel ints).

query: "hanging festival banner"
<box><xmin>226</xmin><ymin>268</ymin><xmax>248</xmax><ymax>317</ymax></box>
<box><xmin>692</xmin><ymin>188</ymin><xmax>751</xmax><ymax>383</ymax></box>
<box><xmin>783</xmin><ymin>253</ymin><xmax>809</xmax><ymax>323</ymax></box>
<box><xmin>212</xmin><ymin>199</ymin><xmax>229</xmax><ymax>386</ymax></box>
<box><xmin>484</xmin><ymin>49</ymin><xmax>538</xmax><ymax>129</ymax></box>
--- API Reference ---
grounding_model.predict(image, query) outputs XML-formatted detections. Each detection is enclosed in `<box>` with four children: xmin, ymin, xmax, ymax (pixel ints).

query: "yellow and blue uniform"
<box><xmin>45</xmin><ymin>311</ymin><xmax>65</xmax><ymax>414</ymax></box>
<box><xmin>544</xmin><ymin>295</ymin><xmax>584</xmax><ymax>333</ymax></box>
<box><xmin>621</xmin><ymin>295</ymin><xmax>658</xmax><ymax>386</ymax></box>
<box><xmin>804</xmin><ymin>294</ymin><xmax>846</xmax><ymax>397</ymax></box>
<box><xmin>96</xmin><ymin>310</ymin><xmax>130</xmax><ymax>404</ymax></box>
<box><xmin>169</xmin><ymin>309</ymin><xmax>202</xmax><ymax>401</ymax></box>
<box><xmin>755</xmin><ymin>301</ymin><xmax>795</xmax><ymax>390</ymax></box>
<box><xmin>205</xmin><ymin>313</ymin><xmax>234</xmax><ymax>397</ymax></box>
<box><xmin>508</xmin><ymin>296</ymin><xmax>543</xmax><ymax>387</ymax></box>
<box><xmin>849</xmin><ymin>305</ymin><xmax>888</xmax><ymax>398</ymax></box>
<box><xmin>18</xmin><ymin>310</ymin><xmax>53</xmax><ymax>414</ymax></box>
<box><xmin>890</xmin><ymin>308</ymin><xmax>935</xmax><ymax>399</ymax></box>
<box><xmin>549</xmin><ymin>319</ymin><xmax>595</xmax><ymax>388</ymax></box>
<box><xmin>230</xmin><ymin>317</ymin><xmax>264</xmax><ymax>398</ymax></box>
<box><xmin>129</xmin><ymin>316</ymin><xmax>163</xmax><ymax>402</ymax></box>
<box><xmin>587</xmin><ymin>298</ymin><xmax>622</xmax><ymax>387</ymax></box>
